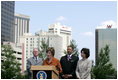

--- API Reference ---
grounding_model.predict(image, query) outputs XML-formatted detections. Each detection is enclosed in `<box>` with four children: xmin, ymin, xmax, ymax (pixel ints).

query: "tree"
<box><xmin>64</xmin><ymin>39</ymin><xmax>79</xmax><ymax>56</ymax></box>
<box><xmin>92</xmin><ymin>45</ymin><xmax>116</xmax><ymax>79</ymax></box>
<box><xmin>91</xmin><ymin>60</ymin><xmax>95</xmax><ymax>79</ymax></box>
<box><xmin>38</xmin><ymin>40</ymin><xmax>49</xmax><ymax>60</ymax></box>
<box><xmin>1</xmin><ymin>45</ymin><xmax>24</xmax><ymax>79</ymax></box>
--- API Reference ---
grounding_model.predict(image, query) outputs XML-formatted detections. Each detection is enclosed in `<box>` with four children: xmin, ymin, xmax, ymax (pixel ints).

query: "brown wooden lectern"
<box><xmin>30</xmin><ymin>65</ymin><xmax>59</xmax><ymax>79</ymax></box>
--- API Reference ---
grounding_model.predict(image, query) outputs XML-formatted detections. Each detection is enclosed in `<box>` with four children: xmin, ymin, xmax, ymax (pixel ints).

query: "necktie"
<box><xmin>68</xmin><ymin>55</ymin><xmax>70</xmax><ymax>61</ymax></box>
<box><xmin>36</xmin><ymin>57</ymin><xmax>38</xmax><ymax>63</ymax></box>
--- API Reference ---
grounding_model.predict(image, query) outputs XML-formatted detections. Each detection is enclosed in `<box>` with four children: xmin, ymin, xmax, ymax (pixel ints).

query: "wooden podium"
<box><xmin>30</xmin><ymin>65</ymin><xmax>59</xmax><ymax>79</ymax></box>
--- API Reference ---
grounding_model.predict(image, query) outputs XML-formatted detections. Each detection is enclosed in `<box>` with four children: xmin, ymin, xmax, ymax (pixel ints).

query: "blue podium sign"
<box><xmin>36</xmin><ymin>71</ymin><xmax>47</xmax><ymax>79</ymax></box>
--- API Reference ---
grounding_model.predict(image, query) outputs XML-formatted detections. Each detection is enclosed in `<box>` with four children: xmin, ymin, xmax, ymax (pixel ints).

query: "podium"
<box><xmin>30</xmin><ymin>65</ymin><xmax>59</xmax><ymax>79</ymax></box>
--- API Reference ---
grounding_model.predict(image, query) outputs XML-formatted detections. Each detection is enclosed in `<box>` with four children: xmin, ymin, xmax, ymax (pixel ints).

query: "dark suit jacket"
<box><xmin>60</xmin><ymin>54</ymin><xmax>79</xmax><ymax>79</ymax></box>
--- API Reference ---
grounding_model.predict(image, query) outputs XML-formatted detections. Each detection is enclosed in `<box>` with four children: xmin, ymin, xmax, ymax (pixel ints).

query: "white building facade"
<box><xmin>19</xmin><ymin>33</ymin><xmax>39</xmax><ymax>72</ymax></box>
<box><xmin>19</xmin><ymin>23</ymin><xmax>72</xmax><ymax>72</ymax></box>
<box><xmin>47</xmin><ymin>23</ymin><xmax>72</xmax><ymax>58</ymax></box>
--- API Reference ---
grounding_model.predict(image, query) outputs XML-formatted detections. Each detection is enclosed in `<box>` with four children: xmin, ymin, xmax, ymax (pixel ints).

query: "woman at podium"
<box><xmin>43</xmin><ymin>47</ymin><xmax>62</xmax><ymax>73</ymax></box>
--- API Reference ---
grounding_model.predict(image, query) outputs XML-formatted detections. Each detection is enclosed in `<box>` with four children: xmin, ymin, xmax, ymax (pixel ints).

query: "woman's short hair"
<box><xmin>81</xmin><ymin>48</ymin><xmax>90</xmax><ymax>58</ymax></box>
<box><xmin>46</xmin><ymin>47</ymin><xmax>55</xmax><ymax>56</ymax></box>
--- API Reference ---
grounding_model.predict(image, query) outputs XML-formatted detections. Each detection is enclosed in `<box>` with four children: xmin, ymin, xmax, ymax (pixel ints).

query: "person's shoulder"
<box><xmin>53</xmin><ymin>57</ymin><xmax>58</xmax><ymax>60</ymax></box>
<box><xmin>86</xmin><ymin>59</ymin><xmax>92</xmax><ymax>62</ymax></box>
<box><xmin>38</xmin><ymin>57</ymin><xmax>43</xmax><ymax>61</ymax></box>
<box><xmin>72</xmin><ymin>55</ymin><xmax>79</xmax><ymax>59</ymax></box>
<box><xmin>28</xmin><ymin>57</ymin><xmax>33</xmax><ymax>60</ymax></box>
<box><xmin>27</xmin><ymin>57</ymin><xmax>33</xmax><ymax>61</ymax></box>
<box><xmin>60</xmin><ymin>55</ymin><xmax>67</xmax><ymax>60</ymax></box>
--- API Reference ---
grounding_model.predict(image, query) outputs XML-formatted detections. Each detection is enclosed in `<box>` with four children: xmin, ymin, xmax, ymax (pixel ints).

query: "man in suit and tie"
<box><xmin>27</xmin><ymin>48</ymin><xmax>43</xmax><ymax>79</ymax></box>
<box><xmin>60</xmin><ymin>46</ymin><xmax>79</xmax><ymax>79</ymax></box>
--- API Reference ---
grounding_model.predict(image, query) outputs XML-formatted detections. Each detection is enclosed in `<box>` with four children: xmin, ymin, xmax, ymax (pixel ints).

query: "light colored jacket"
<box><xmin>76</xmin><ymin>59</ymin><xmax>92</xmax><ymax>79</ymax></box>
<box><xmin>27</xmin><ymin>56</ymin><xmax>43</xmax><ymax>79</ymax></box>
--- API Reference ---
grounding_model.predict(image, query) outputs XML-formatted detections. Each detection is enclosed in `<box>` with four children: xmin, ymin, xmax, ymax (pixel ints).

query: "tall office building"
<box><xmin>1</xmin><ymin>1</ymin><xmax>15</xmax><ymax>44</ymax></box>
<box><xmin>19</xmin><ymin>23</ymin><xmax>72</xmax><ymax>72</ymax></box>
<box><xmin>14</xmin><ymin>13</ymin><xmax>30</xmax><ymax>43</ymax></box>
<box><xmin>95</xmin><ymin>25</ymin><xmax>117</xmax><ymax>70</ymax></box>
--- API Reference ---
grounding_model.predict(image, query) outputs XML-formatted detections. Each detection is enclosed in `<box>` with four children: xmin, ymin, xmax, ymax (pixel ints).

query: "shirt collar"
<box><xmin>46</xmin><ymin>57</ymin><xmax>54</xmax><ymax>64</ymax></box>
<box><xmin>67</xmin><ymin>53</ymin><xmax>72</xmax><ymax>57</ymax></box>
<box><xmin>34</xmin><ymin>56</ymin><xmax>38</xmax><ymax>60</ymax></box>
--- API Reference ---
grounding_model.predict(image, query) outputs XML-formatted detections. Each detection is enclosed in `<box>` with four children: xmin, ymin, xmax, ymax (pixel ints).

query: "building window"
<box><xmin>30</xmin><ymin>38</ymin><xmax>32</xmax><ymax>40</ymax></box>
<box><xmin>26</xmin><ymin>38</ymin><xmax>28</xmax><ymax>40</ymax></box>
<box><xmin>17</xmin><ymin>52</ymin><xmax>21</xmax><ymax>54</ymax></box>
<box><xmin>13</xmin><ymin>51</ymin><xmax>16</xmax><ymax>53</ymax></box>
<box><xmin>49</xmin><ymin>28</ymin><xmax>54</xmax><ymax>30</ymax></box>
<box><xmin>17</xmin><ymin>58</ymin><xmax>21</xmax><ymax>60</ymax></box>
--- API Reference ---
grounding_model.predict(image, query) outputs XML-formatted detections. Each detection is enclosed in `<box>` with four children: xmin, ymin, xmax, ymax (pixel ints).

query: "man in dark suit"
<box><xmin>60</xmin><ymin>46</ymin><xmax>79</xmax><ymax>79</ymax></box>
<box><xmin>27</xmin><ymin>48</ymin><xmax>43</xmax><ymax>79</ymax></box>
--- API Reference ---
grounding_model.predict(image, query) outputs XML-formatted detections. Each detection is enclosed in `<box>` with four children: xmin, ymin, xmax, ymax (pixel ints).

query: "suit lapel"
<box><xmin>32</xmin><ymin>57</ymin><xmax>37</xmax><ymax>64</ymax></box>
<box><xmin>37</xmin><ymin>58</ymin><xmax>40</xmax><ymax>63</ymax></box>
<box><xmin>71</xmin><ymin>55</ymin><xmax>75</xmax><ymax>60</ymax></box>
<box><xmin>66</xmin><ymin>55</ymin><xmax>68</xmax><ymax>61</ymax></box>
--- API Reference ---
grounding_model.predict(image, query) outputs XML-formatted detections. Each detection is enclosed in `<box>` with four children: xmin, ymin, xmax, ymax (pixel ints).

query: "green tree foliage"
<box><xmin>64</xmin><ymin>39</ymin><xmax>79</xmax><ymax>56</ymax></box>
<box><xmin>38</xmin><ymin>40</ymin><xmax>49</xmax><ymax>60</ymax></box>
<box><xmin>91</xmin><ymin>60</ymin><xmax>95</xmax><ymax>79</ymax></box>
<box><xmin>92</xmin><ymin>45</ymin><xmax>117</xmax><ymax>79</ymax></box>
<box><xmin>1</xmin><ymin>45</ymin><xmax>24</xmax><ymax>79</ymax></box>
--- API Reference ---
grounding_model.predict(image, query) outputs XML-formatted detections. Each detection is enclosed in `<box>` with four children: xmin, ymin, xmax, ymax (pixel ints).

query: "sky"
<box><xmin>15</xmin><ymin>1</ymin><xmax>117</xmax><ymax>62</ymax></box>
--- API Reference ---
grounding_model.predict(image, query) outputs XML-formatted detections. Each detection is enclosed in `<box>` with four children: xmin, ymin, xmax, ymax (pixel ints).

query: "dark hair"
<box><xmin>67</xmin><ymin>45</ymin><xmax>74</xmax><ymax>50</ymax></box>
<box><xmin>81</xmin><ymin>48</ymin><xmax>90</xmax><ymax>58</ymax></box>
<box><xmin>46</xmin><ymin>47</ymin><xmax>55</xmax><ymax>56</ymax></box>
